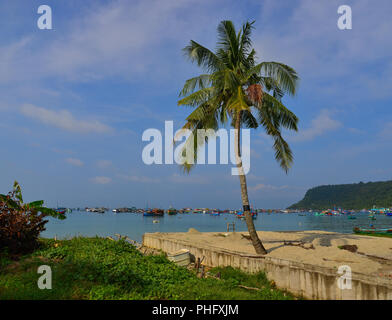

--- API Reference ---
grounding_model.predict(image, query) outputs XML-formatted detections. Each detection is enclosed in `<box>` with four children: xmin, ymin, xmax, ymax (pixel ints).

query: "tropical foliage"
<box><xmin>0</xmin><ymin>181</ymin><xmax>65</xmax><ymax>254</ymax></box>
<box><xmin>0</xmin><ymin>237</ymin><xmax>294</xmax><ymax>300</ymax></box>
<box><xmin>289</xmin><ymin>180</ymin><xmax>392</xmax><ymax>210</ymax></box>
<box><xmin>178</xmin><ymin>20</ymin><xmax>299</xmax><ymax>254</ymax></box>
<box><xmin>178</xmin><ymin>20</ymin><xmax>299</xmax><ymax>171</ymax></box>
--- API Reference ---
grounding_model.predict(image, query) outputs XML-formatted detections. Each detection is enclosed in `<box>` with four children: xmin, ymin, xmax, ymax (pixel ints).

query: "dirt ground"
<box><xmin>152</xmin><ymin>229</ymin><xmax>392</xmax><ymax>278</ymax></box>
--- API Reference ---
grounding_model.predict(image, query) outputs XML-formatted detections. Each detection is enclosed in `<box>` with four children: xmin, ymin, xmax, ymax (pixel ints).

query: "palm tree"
<box><xmin>177</xmin><ymin>20</ymin><xmax>299</xmax><ymax>255</ymax></box>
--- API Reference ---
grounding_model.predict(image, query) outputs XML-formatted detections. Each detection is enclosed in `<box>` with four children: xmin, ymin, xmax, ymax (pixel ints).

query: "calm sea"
<box><xmin>41</xmin><ymin>211</ymin><xmax>392</xmax><ymax>243</ymax></box>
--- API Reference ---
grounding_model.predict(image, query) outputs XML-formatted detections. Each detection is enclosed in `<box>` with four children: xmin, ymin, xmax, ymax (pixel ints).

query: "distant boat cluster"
<box><xmin>111</xmin><ymin>208</ymin><xmax>296</xmax><ymax>218</ymax></box>
<box><xmin>52</xmin><ymin>206</ymin><xmax>392</xmax><ymax>220</ymax></box>
<box><xmin>309</xmin><ymin>207</ymin><xmax>392</xmax><ymax>218</ymax></box>
<box><xmin>53</xmin><ymin>207</ymin><xmax>303</xmax><ymax>217</ymax></box>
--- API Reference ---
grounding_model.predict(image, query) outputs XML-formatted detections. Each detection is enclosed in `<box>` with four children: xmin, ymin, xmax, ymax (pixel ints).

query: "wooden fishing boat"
<box><xmin>210</xmin><ymin>210</ymin><xmax>220</xmax><ymax>216</ymax></box>
<box><xmin>167</xmin><ymin>207</ymin><xmax>177</xmax><ymax>215</ymax></box>
<box><xmin>143</xmin><ymin>209</ymin><xmax>154</xmax><ymax>217</ymax></box>
<box><xmin>353</xmin><ymin>227</ymin><xmax>392</xmax><ymax>235</ymax></box>
<box><xmin>152</xmin><ymin>208</ymin><xmax>164</xmax><ymax>216</ymax></box>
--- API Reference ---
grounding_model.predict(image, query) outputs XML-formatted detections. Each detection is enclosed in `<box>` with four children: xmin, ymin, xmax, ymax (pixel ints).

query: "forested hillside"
<box><xmin>288</xmin><ymin>180</ymin><xmax>392</xmax><ymax>210</ymax></box>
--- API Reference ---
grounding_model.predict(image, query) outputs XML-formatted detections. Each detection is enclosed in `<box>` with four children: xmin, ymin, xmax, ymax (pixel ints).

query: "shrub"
<box><xmin>0</xmin><ymin>181</ymin><xmax>65</xmax><ymax>254</ymax></box>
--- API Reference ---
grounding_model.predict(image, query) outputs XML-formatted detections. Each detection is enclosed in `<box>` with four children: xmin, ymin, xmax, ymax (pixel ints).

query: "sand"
<box><xmin>153</xmin><ymin>230</ymin><xmax>392</xmax><ymax>278</ymax></box>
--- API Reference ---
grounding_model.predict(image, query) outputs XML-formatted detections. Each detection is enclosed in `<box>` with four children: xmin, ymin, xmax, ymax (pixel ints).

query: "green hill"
<box><xmin>288</xmin><ymin>180</ymin><xmax>392</xmax><ymax>210</ymax></box>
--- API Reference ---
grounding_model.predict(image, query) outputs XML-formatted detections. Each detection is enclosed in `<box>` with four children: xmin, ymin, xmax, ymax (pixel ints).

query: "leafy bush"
<box><xmin>0</xmin><ymin>181</ymin><xmax>65</xmax><ymax>254</ymax></box>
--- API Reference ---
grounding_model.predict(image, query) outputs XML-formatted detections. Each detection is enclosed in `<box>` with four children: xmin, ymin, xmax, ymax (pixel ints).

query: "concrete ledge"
<box><xmin>142</xmin><ymin>232</ymin><xmax>392</xmax><ymax>300</ymax></box>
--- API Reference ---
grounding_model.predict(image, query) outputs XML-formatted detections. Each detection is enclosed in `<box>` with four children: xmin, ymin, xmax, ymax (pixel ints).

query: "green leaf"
<box><xmin>27</xmin><ymin>200</ymin><xmax>44</xmax><ymax>208</ymax></box>
<box><xmin>13</xmin><ymin>180</ymin><xmax>23</xmax><ymax>203</ymax></box>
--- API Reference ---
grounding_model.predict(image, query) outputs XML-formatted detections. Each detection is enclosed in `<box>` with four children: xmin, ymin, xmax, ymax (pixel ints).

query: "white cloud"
<box><xmin>119</xmin><ymin>174</ymin><xmax>159</xmax><ymax>183</ymax></box>
<box><xmin>20</xmin><ymin>104</ymin><xmax>112</xmax><ymax>134</ymax></box>
<box><xmin>96</xmin><ymin>160</ymin><xmax>112</xmax><ymax>169</ymax></box>
<box><xmin>91</xmin><ymin>176</ymin><xmax>112</xmax><ymax>184</ymax></box>
<box><xmin>289</xmin><ymin>109</ymin><xmax>341</xmax><ymax>142</ymax></box>
<box><xmin>254</xmin><ymin>0</ymin><xmax>392</xmax><ymax>101</ymax></box>
<box><xmin>169</xmin><ymin>173</ymin><xmax>209</xmax><ymax>184</ymax></box>
<box><xmin>65</xmin><ymin>158</ymin><xmax>84</xmax><ymax>167</ymax></box>
<box><xmin>119</xmin><ymin>173</ymin><xmax>209</xmax><ymax>185</ymax></box>
<box><xmin>0</xmin><ymin>0</ymin><xmax>229</xmax><ymax>84</ymax></box>
<box><xmin>248</xmin><ymin>183</ymin><xmax>289</xmax><ymax>192</ymax></box>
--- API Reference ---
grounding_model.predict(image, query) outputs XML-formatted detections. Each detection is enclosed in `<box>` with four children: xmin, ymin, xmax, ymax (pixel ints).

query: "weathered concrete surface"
<box><xmin>142</xmin><ymin>232</ymin><xmax>392</xmax><ymax>300</ymax></box>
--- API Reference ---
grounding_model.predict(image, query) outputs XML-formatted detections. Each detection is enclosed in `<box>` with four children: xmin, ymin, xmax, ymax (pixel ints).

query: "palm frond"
<box><xmin>240</xmin><ymin>110</ymin><xmax>259</xmax><ymax>129</ymax></box>
<box><xmin>259</xmin><ymin>93</ymin><xmax>298</xmax><ymax>131</ymax></box>
<box><xmin>261</xmin><ymin>77</ymin><xmax>284</xmax><ymax>100</ymax></box>
<box><xmin>177</xmin><ymin>87</ymin><xmax>216</xmax><ymax>107</ymax></box>
<box><xmin>179</xmin><ymin>74</ymin><xmax>212</xmax><ymax>97</ymax></box>
<box><xmin>176</xmin><ymin>115</ymin><xmax>218</xmax><ymax>173</ymax></box>
<box><xmin>183</xmin><ymin>41</ymin><xmax>222</xmax><ymax>72</ymax></box>
<box><xmin>185</xmin><ymin>102</ymin><xmax>218</xmax><ymax>122</ymax></box>
<box><xmin>272</xmin><ymin>133</ymin><xmax>294</xmax><ymax>173</ymax></box>
<box><xmin>217</xmin><ymin>20</ymin><xmax>239</xmax><ymax>66</ymax></box>
<box><xmin>259</xmin><ymin>62</ymin><xmax>299</xmax><ymax>96</ymax></box>
<box><xmin>239</xmin><ymin>20</ymin><xmax>255</xmax><ymax>57</ymax></box>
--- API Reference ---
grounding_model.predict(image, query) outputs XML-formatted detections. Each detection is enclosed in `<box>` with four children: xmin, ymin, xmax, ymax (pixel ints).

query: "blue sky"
<box><xmin>1</xmin><ymin>0</ymin><xmax>391</xmax><ymax>209</ymax></box>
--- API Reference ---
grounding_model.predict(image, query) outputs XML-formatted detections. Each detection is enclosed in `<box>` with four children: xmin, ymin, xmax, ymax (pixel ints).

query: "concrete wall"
<box><xmin>143</xmin><ymin>233</ymin><xmax>392</xmax><ymax>300</ymax></box>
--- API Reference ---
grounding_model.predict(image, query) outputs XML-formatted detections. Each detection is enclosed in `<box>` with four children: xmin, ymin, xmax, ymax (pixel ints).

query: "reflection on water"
<box><xmin>42</xmin><ymin>211</ymin><xmax>392</xmax><ymax>243</ymax></box>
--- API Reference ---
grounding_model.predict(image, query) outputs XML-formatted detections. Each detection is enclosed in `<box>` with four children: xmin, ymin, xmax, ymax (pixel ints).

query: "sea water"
<box><xmin>41</xmin><ymin>211</ymin><xmax>392</xmax><ymax>243</ymax></box>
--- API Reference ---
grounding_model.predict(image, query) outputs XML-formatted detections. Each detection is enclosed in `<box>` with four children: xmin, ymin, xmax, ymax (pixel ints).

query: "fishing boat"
<box><xmin>55</xmin><ymin>207</ymin><xmax>67</xmax><ymax>214</ymax></box>
<box><xmin>143</xmin><ymin>209</ymin><xmax>154</xmax><ymax>217</ymax></box>
<box><xmin>152</xmin><ymin>208</ymin><xmax>164</xmax><ymax>216</ymax></box>
<box><xmin>235</xmin><ymin>210</ymin><xmax>257</xmax><ymax>219</ymax></box>
<box><xmin>167</xmin><ymin>207</ymin><xmax>177</xmax><ymax>215</ymax></box>
<box><xmin>371</xmin><ymin>207</ymin><xmax>392</xmax><ymax>215</ymax></box>
<box><xmin>353</xmin><ymin>227</ymin><xmax>392</xmax><ymax>235</ymax></box>
<box><xmin>209</xmin><ymin>210</ymin><xmax>220</xmax><ymax>216</ymax></box>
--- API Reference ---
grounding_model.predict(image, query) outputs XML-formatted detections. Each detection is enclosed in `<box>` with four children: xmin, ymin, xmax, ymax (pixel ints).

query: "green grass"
<box><xmin>0</xmin><ymin>237</ymin><xmax>295</xmax><ymax>300</ymax></box>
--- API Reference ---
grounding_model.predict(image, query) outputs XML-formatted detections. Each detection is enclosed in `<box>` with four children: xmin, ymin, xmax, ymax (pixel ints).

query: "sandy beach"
<box><xmin>151</xmin><ymin>229</ymin><xmax>392</xmax><ymax>278</ymax></box>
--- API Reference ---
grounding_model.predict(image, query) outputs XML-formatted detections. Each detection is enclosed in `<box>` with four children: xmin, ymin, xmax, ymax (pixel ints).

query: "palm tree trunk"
<box><xmin>234</xmin><ymin>112</ymin><xmax>267</xmax><ymax>255</ymax></box>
